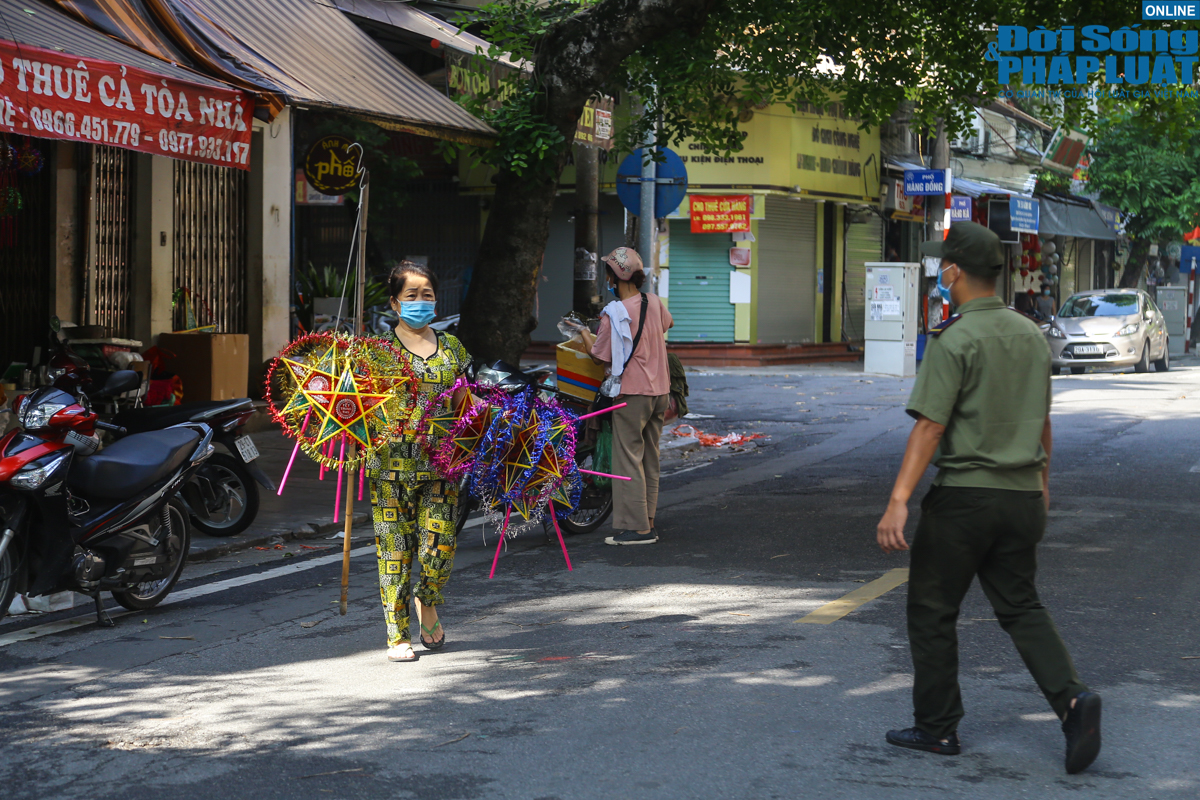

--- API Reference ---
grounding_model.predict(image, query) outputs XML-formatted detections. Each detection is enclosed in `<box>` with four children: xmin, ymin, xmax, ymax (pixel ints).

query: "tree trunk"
<box><xmin>458</xmin><ymin>0</ymin><xmax>718</xmax><ymax>364</ymax></box>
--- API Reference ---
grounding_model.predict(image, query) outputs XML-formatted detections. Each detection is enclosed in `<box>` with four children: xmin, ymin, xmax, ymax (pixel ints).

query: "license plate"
<box><xmin>235</xmin><ymin>435</ymin><xmax>260</xmax><ymax>462</ymax></box>
<box><xmin>1073</xmin><ymin>345</ymin><xmax>1101</xmax><ymax>355</ymax></box>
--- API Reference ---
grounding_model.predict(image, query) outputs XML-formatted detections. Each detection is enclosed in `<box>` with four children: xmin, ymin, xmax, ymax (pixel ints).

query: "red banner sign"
<box><xmin>690</xmin><ymin>194</ymin><xmax>751</xmax><ymax>233</ymax></box>
<box><xmin>0</xmin><ymin>40</ymin><xmax>253</xmax><ymax>170</ymax></box>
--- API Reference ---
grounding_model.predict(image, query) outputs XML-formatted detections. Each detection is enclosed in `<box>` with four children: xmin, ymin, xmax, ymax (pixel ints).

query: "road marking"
<box><xmin>794</xmin><ymin>568</ymin><xmax>909</xmax><ymax>624</ymax></box>
<box><xmin>662</xmin><ymin>462</ymin><xmax>712</xmax><ymax>479</ymax></box>
<box><xmin>0</xmin><ymin>546</ymin><xmax>377</xmax><ymax>648</ymax></box>
<box><xmin>1189</xmin><ymin>461</ymin><xmax>1200</xmax><ymax>474</ymax></box>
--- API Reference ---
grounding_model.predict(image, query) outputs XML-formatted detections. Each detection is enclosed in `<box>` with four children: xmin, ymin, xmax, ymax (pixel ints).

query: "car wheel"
<box><xmin>1155</xmin><ymin>341</ymin><xmax>1170</xmax><ymax>372</ymax></box>
<box><xmin>1134</xmin><ymin>344</ymin><xmax>1150</xmax><ymax>373</ymax></box>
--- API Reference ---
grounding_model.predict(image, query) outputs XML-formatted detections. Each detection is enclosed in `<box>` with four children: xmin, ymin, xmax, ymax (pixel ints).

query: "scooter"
<box><xmin>111</xmin><ymin>400</ymin><xmax>274</xmax><ymax>537</ymax></box>
<box><xmin>0</xmin><ymin>370</ymin><xmax>213</xmax><ymax>626</ymax></box>
<box><xmin>41</xmin><ymin>319</ymin><xmax>272</xmax><ymax>538</ymax></box>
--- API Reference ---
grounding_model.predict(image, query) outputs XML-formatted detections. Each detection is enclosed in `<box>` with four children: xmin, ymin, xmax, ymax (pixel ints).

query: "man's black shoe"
<box><xmin>604</xmin><ymin>530</ymin><xmax>657</xmax><ymax>546</ymax></box>
<box><xmin>1062</xmin><ymin>692</ymin><xmax>1102</xmax><ymax>774</ymax></box>
<box><xmin>885</xmin><ymin>727</ymin><xmax>961</xmax><ymax>755</ymax></box>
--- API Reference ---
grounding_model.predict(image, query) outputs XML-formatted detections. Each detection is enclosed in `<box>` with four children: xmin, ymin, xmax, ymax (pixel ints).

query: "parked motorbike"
<box><xmin>452</xmin><ymin>361</ymin><xmax>613</xmax><ymax>536</ymax></box>
<box><xmin>0</xmin><ymin>370</ymin><xmax>213</xmax><ymax>626</ymax></box>
<box><xmin>111</xmin><ymin>400</ymin><xmax>273</xmax><ymax>537</ymax></box>
<box><xmin>41</xmin><ymin>319</ymin><xmax>271</xmax><ymax>538</ymax></box>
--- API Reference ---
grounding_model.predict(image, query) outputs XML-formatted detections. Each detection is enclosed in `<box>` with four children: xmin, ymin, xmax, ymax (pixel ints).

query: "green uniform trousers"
<box><xmin>908</xmin><ymin>486</ymin><xmax>1089</xmax><ymax>738</ymax></box>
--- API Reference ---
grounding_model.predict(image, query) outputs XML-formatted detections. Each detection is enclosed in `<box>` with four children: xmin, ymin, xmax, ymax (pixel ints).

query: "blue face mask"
<box><xmin>936</xmin><ymin>265</ymin><xmax>956</xmax><ymax>303</ymax></box>
<box><xmin>399</xmin><ymin>300</ymin><xmax>436</xmax><ymax>329</ymax></box>
<box><xmin>608</xmin><ymin>283</ymin><xmax>618</xmax><ymax>298</ymax></box>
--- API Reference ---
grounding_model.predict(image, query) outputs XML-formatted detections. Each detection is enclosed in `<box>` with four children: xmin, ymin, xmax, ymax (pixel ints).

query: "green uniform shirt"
<box><xmin>906</xmin><ymin>296</ymin><xmax>1052</xmax><ymax>491</ymax></box>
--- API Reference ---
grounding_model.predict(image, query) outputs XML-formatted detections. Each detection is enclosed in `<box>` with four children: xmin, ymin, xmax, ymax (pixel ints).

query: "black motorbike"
<box><xmin>112</xmin><ymin>400</ymin><xmax>274</xmax><ymax>537</ymax></box>
<box><xmin>0</xmin><ymin>370</ymin><xmax>213</xmax><ymax>626</ymax></box>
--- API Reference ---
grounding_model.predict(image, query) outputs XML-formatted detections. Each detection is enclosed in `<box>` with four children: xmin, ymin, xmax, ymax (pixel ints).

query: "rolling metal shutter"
<box><xmin>173</xmin><ymin>160</ymin><xmax>249</xmax><ymax>333</ymax></box>
<box><xmin>668</xmin><ymin>220</ymin><xmax>735</xmax><ymax>342</ymax></box>
<box><xmin>757</xmin><ymin>197</ymin><xmax>817</xmax><ymax>343</ymax></box>
<box><xmin>843</xmin><ymin>214</ymin><xmax>883</xmax><ymax>341</ymax></box>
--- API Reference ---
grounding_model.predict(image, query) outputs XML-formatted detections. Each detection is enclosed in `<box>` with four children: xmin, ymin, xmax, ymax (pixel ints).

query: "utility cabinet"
<box><xmin>1156</xmin><ymin>285</ymin><xmax>1187</xmax><ymax>357</ymax></box>
<box><xmin>863</xmin><ymin>262</ymin><xmax>920</xmax><ymax>377</ymax></box>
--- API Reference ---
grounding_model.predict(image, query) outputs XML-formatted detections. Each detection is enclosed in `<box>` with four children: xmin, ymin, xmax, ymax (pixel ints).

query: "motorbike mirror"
<box><xmin>97</xmin><ymin>370</ymin><xmax>141</xmax><ymax>398</ymax></box>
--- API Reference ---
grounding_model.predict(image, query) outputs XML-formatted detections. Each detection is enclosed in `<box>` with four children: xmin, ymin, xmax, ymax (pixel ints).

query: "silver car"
<box><xmin>1044</xmin><ymin>289</ymin><xmax>1169</xmax><ymax>374</ymax></box>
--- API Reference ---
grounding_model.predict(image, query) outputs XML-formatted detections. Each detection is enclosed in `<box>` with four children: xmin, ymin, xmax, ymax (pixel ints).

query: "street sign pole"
<box><xmin>638</xmin><ymin>116</ymin><xmax>657</xmax><ymax>276</ymax></box>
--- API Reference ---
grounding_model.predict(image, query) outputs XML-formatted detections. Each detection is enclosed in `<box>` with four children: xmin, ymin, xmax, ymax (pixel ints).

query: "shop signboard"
<box><xmin>1009</xmin><ymin>196</ymin><xmax>1040</xmax><ymax>234</ymax></box>
<box><xmin>575</xmin><ymin>95</ymin><xmax>614</xmax><ymax>150</ymax></box>
<box><xmin>304</xmin><ymin>135</ymin><xmax>363</xmax><ymax>195</ymax></box>
<box><xmin>0</xmin><ymin>39</ymin><xmax>252</xmax><ymax>170</ymax></box>
<box><xmin>690</xmin><ymin>195</ymin><xmax>750</xmax><ymax>233</ymax></box>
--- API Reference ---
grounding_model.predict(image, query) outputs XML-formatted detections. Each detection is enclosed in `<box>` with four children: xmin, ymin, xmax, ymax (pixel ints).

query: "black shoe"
<box><xmin>605</xmin><ymin>530</ymin><xmax>658</xmax><ymax>546</ymax></box>
<box><xmin>885</xmin><ymin>727</ymin><xmax>961</xmax><ymax>755</ymax></box>
<box><xmin>1062</xmin><ymin>692</ymin><xmax>1102</xmax><ymax>774</ymax></box>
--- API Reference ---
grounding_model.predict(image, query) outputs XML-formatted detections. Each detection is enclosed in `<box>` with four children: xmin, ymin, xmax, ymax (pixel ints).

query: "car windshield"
<box><xmin>1058</xmin><ymin>294</ymin><xmax>1139</xmax><ymax>318</ymax></box>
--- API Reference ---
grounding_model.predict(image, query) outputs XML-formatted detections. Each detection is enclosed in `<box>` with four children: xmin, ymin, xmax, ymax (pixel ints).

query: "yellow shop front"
<box><xmin>658</xmin><ymin>102</ymin><xmax>881</xmax><ymax>345</ymax></box>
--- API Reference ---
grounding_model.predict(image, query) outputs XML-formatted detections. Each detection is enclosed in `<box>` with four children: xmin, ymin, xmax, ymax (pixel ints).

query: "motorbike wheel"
<box><xmin>0</xmin><ymin>543</ymin><xmax>17</xmax><ymax>619</ymax></box>
<box><xmin>111</xmin><ymin>499</ymin><xmax>191</xmax><ymax>612</ymax></box>
<box><xmin>454</xmin><ymin>475</ymin><xmax>479</xmax><ymax>537</ymax></box>
<box><xmin>559</xmin><ymin>448</ymin><xmax>614</xmax><ymax>535</ymax></box>
<box><xmin>187</xmin><ymin>453</ymin><xmax>260</xmax><ymax>537</ymax></box>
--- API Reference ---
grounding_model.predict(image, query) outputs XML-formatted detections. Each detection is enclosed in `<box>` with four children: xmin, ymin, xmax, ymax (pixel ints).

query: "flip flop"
<box><xmin>388</xmin><ymin>644</ymin><xmax>418</xmax><ymax>662</ymax></box>
<box><xmin>420</xmin><ymin>619</ymin><xmax>445</xmax><ymax>650</ymax></box>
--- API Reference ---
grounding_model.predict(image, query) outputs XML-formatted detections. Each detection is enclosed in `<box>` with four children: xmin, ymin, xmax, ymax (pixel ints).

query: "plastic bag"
<box><xmin>591</xmin><ymin>425</ymin><xmax>613</xmax><ymax>488</ymax></box>
<box><xmin>557</xmin><ymin>311</ymin><xmax>591</xmax><ymax>340</ymax></box>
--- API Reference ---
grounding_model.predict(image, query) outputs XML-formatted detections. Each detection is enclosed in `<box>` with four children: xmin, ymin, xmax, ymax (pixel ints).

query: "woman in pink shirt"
<box><xmin>580</xmin><ymin>247</ymin><xmax>673</xmax><ymax>545</ymax></box>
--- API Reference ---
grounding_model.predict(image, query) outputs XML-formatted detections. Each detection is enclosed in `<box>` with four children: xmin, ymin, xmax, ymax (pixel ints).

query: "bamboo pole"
<box><xmin>339</xmin><ymin>443</ymin><xmax>356</xmax><ymax>616</ymax></box>
<box><xmin>340</xmin><ymin>169</ymin><xmax>370</xmax><ymax>616</ymax></box>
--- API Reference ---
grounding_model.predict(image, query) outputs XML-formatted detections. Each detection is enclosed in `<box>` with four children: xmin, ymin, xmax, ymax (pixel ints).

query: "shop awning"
<box><xmin>2</xmin><ymin>0</ymin><xmax>253</xmax><ymax>169</ymax></box>
<box><xmin>1037</xmin><ymin>195</ymin><xmax>1117</xmax><ymax>241</ymax></box>
<box><xmin>148</xmin><ymin>0</ymin><xmax>496</xmax><ymax>144</ymax></box>
<box><xmin>49</xmin><ymin>0</ymin><xmax>192</xmax><ymax>65</ymax></box>
<box><xmin>332</xmin><ymin>0</ymin><xmax>521</xmax><ymax>67</ymax></box>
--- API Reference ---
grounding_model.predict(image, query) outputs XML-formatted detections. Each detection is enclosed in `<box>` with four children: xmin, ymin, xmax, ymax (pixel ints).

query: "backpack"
<box><xmin>665</xmin><ymin>352</ymin><xmax>689</xmax><ymax>421</ymax></box>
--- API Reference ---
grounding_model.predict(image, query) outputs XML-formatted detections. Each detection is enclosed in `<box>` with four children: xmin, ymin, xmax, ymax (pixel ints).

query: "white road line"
<box><xmin>662</xmin><ymin>462</ymin><xmax>712</xmax><ymax>479</ymax></box>
<box><xmin>0</xmin><ymin>546</ymin><xmax>377</xmax><ymax>649</ymax></box>
<box><xmin>1190</xmin><ymin>461</ymin><xmax>1200</xmax><ymax>473</ymax></box>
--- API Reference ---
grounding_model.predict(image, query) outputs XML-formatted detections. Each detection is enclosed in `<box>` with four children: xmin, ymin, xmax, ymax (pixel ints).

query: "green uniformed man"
<box><xmin>875</xmin><ymin>221</ymin><xmax>1101</xmax><ymax>774</ymax></box>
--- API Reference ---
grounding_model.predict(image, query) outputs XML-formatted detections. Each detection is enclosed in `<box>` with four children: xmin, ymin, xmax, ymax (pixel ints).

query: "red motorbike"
<box><xmin>0</xmin><ymin>370</ymin><xmax>213</xmax><ymax>626</ymax></box>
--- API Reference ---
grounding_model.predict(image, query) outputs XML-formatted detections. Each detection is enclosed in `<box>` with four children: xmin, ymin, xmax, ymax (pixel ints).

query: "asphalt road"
<box><xmin>2</xmin><ymin>361</ymin><xmax>1198</xmax><ymax>799</ymax></box>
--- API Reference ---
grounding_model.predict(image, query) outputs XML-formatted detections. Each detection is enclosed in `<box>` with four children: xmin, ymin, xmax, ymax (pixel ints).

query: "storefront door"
<box><xmin>668</xmin><ymin>220</ymin><xmax>735</xmax><ymax>342</ymax></box>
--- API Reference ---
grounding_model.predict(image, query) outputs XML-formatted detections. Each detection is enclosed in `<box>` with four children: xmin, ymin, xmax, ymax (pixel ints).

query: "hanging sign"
<box><xmin>690</xmin><ymin>195</ymin><xmax>751</xmax><ymax>233</ymax></box>
<box><xmin>949</xmin><ymin>196</ymin><xmax>972</xmax><ymax>222</ymax></box>
<box><xmin>0</xmin><ymin>39</ymin><xmax>252</xmax><ymax>170</ymax></box>
<box><xmin>1009</xmin><ymin>196</ymin><xmax>1040</xmax><ymax>234</ymax></box>
<box><xmin>304</xmin><ymin>135</ymin><xmax>363</xmax><ymax>195</ymax></box>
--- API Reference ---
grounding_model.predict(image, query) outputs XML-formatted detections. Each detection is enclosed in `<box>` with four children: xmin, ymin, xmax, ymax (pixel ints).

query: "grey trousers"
<box><xmin>611</xmin><ymin>394</ymin><xmax>669</xmax><ymax>531</ymax></box>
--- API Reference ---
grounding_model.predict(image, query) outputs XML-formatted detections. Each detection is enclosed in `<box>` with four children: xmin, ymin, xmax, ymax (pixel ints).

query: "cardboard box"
<box><xmin>156</xmin><ymin>333</ymin><xmax>249</xmax><ymax>401</ymax></box>
<box><xmin>556</xmin><ymin>336</ymin><xmax>606</xmax><ymax>403</ymax></box>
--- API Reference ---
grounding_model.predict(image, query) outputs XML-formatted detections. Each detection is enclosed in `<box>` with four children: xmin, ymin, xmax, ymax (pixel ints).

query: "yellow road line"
<box><xmin>794</xmin><ymin>568</ymin><xmax>909</xmax><ymax>624</ymax></box>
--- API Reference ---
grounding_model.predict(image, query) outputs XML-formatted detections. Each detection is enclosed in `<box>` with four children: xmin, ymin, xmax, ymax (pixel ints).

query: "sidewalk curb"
<box><xmin>186</xmin><ymin>513</ymin><xmax>372</xmax><ymax>563</ymax></box>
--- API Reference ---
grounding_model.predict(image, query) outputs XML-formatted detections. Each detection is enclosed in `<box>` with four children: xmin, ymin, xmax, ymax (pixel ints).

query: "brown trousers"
<box><xmin>611</xmin><ymin>394</ymin><xmax>669</xmax><ymax>531</ymax></box>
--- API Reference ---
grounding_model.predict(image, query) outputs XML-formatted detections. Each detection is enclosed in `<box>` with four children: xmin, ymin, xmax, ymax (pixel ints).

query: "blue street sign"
<box><xmin>616</xmin><ymin>147</ymin><xmax>688</xmax><ymax>218</ymax></box>
<box><xmin>1009</xmin><ymin>196</ymin><xmax>1040</xmax><ymax>234</ymax></box>
<box><xmin>903</xmin><ymin>169</ymin><xmax>949</xmax><ymax>196</ymax></box>
<box><xmin>949</xmin><ymin>195</ymin><xmax>972</xmax><ymax>222</ymax></box>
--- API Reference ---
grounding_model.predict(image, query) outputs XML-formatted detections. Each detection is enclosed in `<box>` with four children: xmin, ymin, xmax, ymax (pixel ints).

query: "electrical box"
<box><xmin>863</xmin><ymin>262</ymin><xmax>920</xmax><ymax>377</ymax></box>
<box><xmin>1156</xmin><ymin>285</ymin><xmax>1187</xmax><ymax>357</ymax></box>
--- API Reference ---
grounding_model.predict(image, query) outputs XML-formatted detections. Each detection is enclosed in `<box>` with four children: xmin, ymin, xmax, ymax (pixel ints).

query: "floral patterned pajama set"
<box><xmin>369</xmin><ymin>330</ymin><xmax>470</xmax><ymax>646</ymax></box>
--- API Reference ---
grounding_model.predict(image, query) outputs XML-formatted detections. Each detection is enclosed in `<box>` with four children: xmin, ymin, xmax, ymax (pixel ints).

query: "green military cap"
<box><xmin>920</xmin><ymin>221</ymin><xmax>1005</xmax><ymax>276</ymax></box>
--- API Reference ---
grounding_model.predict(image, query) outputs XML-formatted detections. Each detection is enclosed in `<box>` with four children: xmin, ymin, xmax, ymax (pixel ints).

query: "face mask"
<box><xmin>399</xmin><ymin>300</ymin><xmax>436</xmax><ymax>329</ymax></box>
<box><xmin>936</xmin><ymin>265</ymin><xmax>957</xmax><ymax>303</ymax></box>
<box><xmin>608</xmin><ymin>283</ymin><xmax>618</xmax><ymax>297</ymax></box>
